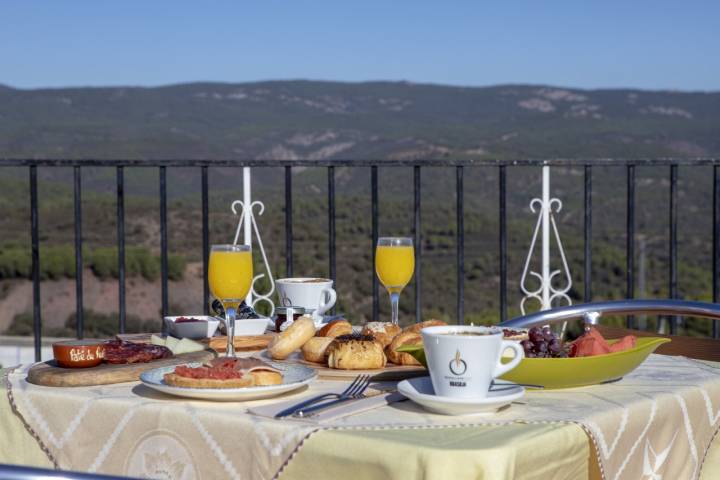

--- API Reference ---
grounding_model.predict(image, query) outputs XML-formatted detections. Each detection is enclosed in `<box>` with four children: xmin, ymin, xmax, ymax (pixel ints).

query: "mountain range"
<box><xmin>1</xmin><ymin>80</ymin><xmax>718</xmax><ymax>160</ymax></box>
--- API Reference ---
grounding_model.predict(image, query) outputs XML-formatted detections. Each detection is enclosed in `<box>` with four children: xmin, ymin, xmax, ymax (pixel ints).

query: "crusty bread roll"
<box><xmin>163</xmin><ymin>373</ymin><xmax>254</xmax><ymax>389</ymax></box>
<box><xmin>317</xmin><ymin>319</ymin><xmax>353</xmax><ymax>338</ymax></box>
<box><xmin>327</xmin><ymin>334</ymin><xmax>386</xmax><ymax>370</ymax></box>
<box><xmin>361</xmin><ymin>322</ymin><xmax>401</xmax><ymax>347</ymax></box>
<box><xmin>301</xmin><ymin>337</ymin><xmax>334</xmax><ymax>364</ymax></box>
<box><xmin>268</xmin><ymin>315</ymin><xmax>316</xmax><ymax>360</ymax></box>
<box><xmin>250</xmin><ymin>370</ymin><xmax>283</xmax><ymax>386</ymax></box>
<box><xmin>402</xmin><ymin>319</ymin><xmax>447</xmax><ymax>334</ymax></box>
<box><xmin>385</xmin><ymin>331</ymin><xmax>423</xmax><ymax>366</ymax></box>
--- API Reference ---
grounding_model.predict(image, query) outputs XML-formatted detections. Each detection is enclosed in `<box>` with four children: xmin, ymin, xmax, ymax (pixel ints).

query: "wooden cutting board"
<box><xmin>27</xmin><ymin>349</ymin><xmax>216</xmax><ymax>387</ymax></box>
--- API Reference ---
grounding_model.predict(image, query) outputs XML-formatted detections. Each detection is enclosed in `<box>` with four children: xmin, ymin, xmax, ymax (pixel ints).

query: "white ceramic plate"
<box><xmin>140</xmin><ymin>361</ymin><xmax>316</xmax><ymax>401</ymax></box>
<box><xmin>397</xmin><ymin>376</ymin><xmax>525</xmax><ymax>416</ymax></box>
<box><xmin>164</xmin><ymin>316</ymin><xmax>220</xmax><ymax>339</ymax></box>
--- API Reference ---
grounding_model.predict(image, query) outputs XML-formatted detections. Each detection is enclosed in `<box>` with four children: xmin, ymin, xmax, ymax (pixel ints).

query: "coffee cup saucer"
<box><xmin>397</xmin><ymin>376</ymin><xmax>525</xmax><ymax>416</ymax></box>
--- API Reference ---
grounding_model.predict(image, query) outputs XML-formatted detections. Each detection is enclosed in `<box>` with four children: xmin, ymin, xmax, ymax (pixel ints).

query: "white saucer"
<box><xmin>397</xmin><ymin>377</ymin><xmax>525</xmax><ymax>416</ymax></box>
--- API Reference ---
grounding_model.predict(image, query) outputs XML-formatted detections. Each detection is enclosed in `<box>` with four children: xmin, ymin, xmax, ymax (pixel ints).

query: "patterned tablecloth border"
<box><xmin>4</xmin><ymin>366</ymin><xmax>59</xmax><ymax>469</ymax></box>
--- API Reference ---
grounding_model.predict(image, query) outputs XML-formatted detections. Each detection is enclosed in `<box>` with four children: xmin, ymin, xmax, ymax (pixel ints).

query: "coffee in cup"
<box><xmin>421</xmin><ymin>325</ymin><xmax>524</xmax><ymax>398</ymax></box>
<box><xmin>275</xmin><ymin>278</ymin><xmax>337</xmax><ymax>322</ymax></box>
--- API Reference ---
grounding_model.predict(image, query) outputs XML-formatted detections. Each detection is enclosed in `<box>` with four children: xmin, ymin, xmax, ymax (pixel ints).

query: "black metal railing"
<box><xmin>2</xmin><ymin>157</ymin><xmax>720</xmax><ymax>361</ymax></box>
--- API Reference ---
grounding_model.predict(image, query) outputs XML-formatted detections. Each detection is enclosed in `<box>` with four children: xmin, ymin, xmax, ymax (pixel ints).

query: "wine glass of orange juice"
<box><xmin>208</xmin><ymin>244</ymin><xmax>253</xmax><ymax>357</ymax></box>
<box><xmin>375</xmin><ymin>237</ymin><xmax>415</xmax><ymax>325</ymax></box>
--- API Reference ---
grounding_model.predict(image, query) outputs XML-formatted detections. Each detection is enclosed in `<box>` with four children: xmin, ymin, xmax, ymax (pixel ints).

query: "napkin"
<box><xmin>248</xmin><ymin>384</ymin><xmax>406</xmax><ymax>423</ymax></box>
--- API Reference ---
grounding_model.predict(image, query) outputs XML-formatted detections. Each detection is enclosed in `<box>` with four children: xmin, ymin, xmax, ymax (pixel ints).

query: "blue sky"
<box><xmin>1</xmin><ymin>1</ymin><xmax>718</xmax><ymax>91</ymax></box>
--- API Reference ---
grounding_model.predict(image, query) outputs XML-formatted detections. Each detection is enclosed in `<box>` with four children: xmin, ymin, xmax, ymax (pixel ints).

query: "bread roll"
<box><xmin>301</xmin><ymin>337</ymin><xmax>334</xmax><ymax>364</ymax></box>
<box><xmin>402</xmin><ymin>319</ymin><xmax>447</xmax><ymax>334</ymax></box>
<box><xmin>267</xmin><ymin>315</ymin><xmax>316</xmax><ymax>360</ymax></box>
<box><xmin>163</xmin><ymin>374</ymin><xmax>254</xmax><ymax>389</ymax></box>
<box><xmin>385</xmin><ymin>331</ymin><xmax>423</xmax><ymax>366</ymax></box>
<box><xmin>327</xmin><ymin>334</ymin><xmax>386</xmax><ymax>370</ymax></box>
<box><xmin>250</xmin><ymin>370</ymin><xmax>283</xmax><ymax>386</ymax></box>
<box><xmin>317</xmin><ymin>319</ymin><xmax>353</xmax><ymax>338</ymax></box>
<box><xmin>361</xmin><ymin>322</ymin><xmax>401</xmax><ymax>347</ymax></box>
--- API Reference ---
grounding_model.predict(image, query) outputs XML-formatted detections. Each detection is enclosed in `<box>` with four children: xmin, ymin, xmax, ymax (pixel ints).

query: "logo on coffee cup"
<box><xmin>448</xmin><ymin>349</ymin><xmax>467</xmax><ymax>375</ymax></box>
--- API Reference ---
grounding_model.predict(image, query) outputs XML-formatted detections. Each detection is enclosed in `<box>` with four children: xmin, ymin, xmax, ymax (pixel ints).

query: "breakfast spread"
<box><xmin>163</xmin><ymin>357</ymin><xmax>283</xmax><ymax>389</ymax></box>
<box><xmin>327</xmin><ymin>334</ymin><xmax>386</xmax><ymax>370</ymax></box>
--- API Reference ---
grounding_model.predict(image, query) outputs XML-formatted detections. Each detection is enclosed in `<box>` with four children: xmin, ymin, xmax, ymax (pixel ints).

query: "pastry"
<box><xmin>327</xmin><ymin>334</ymin><xmax>386</xmax><ymax>370</ymax></box>
<box><xmin>163</xmin><ymin>357</ymin><xmax>283</xmax><ymax>388</ymax></box>
<box><xmin>267</xmin><ymin>315</ymin><xmax>316</xmax><ymax>360</ymax></box>
<box><xmin>402</xmin><ymin>319</ymin><xmax>447</xmax><ymax>334</ymax></box>
<box><xmin>385</xmin><ymin>331</ymin><xmax>423</xmax><ymax>366</ymax></box>
<box><xmin>360</xmin><ymin>322</ymin><xmax>401</xmax><ymax>347</ymax></box>
<box><xmin>317</xmin><ymin>319</ymin><xmax>353</xmax><ymax>338</ymax></box>
<box><xmin>301</xmin><ymin>337</ymin><xmax>334</xmax><ymax>364</ymax></box>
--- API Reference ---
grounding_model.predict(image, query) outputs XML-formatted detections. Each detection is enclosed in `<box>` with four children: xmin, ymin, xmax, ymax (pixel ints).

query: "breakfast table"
<box><xmin>3</xmin><ymin>352</ymin><xmax>720</xmax><ymax>479</ymax></box>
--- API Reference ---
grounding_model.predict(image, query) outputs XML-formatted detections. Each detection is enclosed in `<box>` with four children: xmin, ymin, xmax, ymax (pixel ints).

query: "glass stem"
<box><xmin>225</xmin><ymin>306</ymin><xmax>236</xmax><ymax>357</ymax></box>
<box><xmin>390</xmin><ymin>292</ymin><xmax>400</xmax><ymax>326</ymax></box>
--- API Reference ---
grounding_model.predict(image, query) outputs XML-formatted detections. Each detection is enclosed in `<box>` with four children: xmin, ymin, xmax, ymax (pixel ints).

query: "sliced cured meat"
<box><xmin>103</xmin><ymin>339</ymin><xmax>172</xmax><ymax>364</ymax></box>
<box><xmin>207</xmin><ymin>357</ymin><xmax>282</xmax><ymax>375</ymax></box>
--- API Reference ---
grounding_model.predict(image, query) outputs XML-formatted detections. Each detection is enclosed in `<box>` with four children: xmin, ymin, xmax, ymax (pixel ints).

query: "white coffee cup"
<box><xmin>275</xmin><ymin>278</ymin><xmax>337</xmax><ymax>322</ymax></box>
<box><xmin>421</xmin><ymin>325</ymin><xmax>524</xmax><ymax>399</ymax></box>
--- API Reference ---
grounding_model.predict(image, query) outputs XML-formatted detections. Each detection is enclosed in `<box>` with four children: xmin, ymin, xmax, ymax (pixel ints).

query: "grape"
<box><xmin>536</xmin><ymin>342</ymin><xmax>548</xmax><ymax>353</ymax></box>
<box><xmin>543</xmin><ymin>331</ymin><xmax>555</xmax><ymax>342</ymax></box>
<box><xmin>526</xmin><ymin>352</ymin><xmax>537</xmax><ymax>358</ymax></box>
<box><xmin>548</xmin><ymin>342</ymin><xmax>561</xmax><ymax>354</ymax></box>
<box><xmin>520</xmin><ymin>340</ymin><xmax>533</xmax><ymax>351</ymax></box>
<box><xmin>528</xmin><ymin>327</ymin><xmax>544</xmax><ymax>343</ymax></box>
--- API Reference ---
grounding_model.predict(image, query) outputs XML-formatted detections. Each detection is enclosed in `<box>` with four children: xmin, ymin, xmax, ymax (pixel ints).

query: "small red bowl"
<box><xmin>53</xmin><ymin>340</ymin><xmax>106</xmax><ymax>368</ymax></box>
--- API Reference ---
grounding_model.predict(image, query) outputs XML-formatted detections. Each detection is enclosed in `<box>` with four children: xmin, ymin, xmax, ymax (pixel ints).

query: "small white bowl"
<box><xmin>232</xmin><ymin>318</ymin><xmax>270</xmax><ymax>336</ymax></box>
<box><xmin>164</xmin><ymin>315</ymin><xmax>220</xmax><ymax>339</ymax></box>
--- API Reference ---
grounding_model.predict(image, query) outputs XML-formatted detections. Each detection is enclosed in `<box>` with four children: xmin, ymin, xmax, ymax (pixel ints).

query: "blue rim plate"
<box><xmin>140</xmin><ymin>361</ymin><xmax>317</xmax><ymax>401</ymax></box>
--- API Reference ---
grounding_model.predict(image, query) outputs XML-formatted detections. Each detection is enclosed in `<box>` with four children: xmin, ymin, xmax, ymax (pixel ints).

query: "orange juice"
<box><xmin>375</xmin><ymin>245</ymin><xmax>415</xmax><ymax>293</ymax></box>
<box><xmin>208</xmin><ymin>250</ymin><xmax>253</xmax><ymax>306</ymax></box>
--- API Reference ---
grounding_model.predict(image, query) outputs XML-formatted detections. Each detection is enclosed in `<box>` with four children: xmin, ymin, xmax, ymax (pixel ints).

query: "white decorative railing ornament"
<box><xmin>520</xmin><ymin>166</ymin><xmax>573</xmax><ymax>316</ymax></box>
<box><xmin>231</xmin><ymin>199</ymin><xmax>276</xmax><ymax>317</ymax></box>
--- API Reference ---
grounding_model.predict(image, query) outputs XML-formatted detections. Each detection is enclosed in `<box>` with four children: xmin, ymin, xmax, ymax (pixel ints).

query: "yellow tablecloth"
<box><xmin>2</xmin><ymin>365</ymin><xmax>720</xmax><ymax>480</ymax></box>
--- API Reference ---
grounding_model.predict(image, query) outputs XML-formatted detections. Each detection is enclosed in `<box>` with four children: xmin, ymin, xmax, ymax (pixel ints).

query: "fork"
<box><xmin>292</xmin><ymin>375</ymin><xmax>372</xmax><ymax>418</ymax></box>
<box><xmin>275</xmin><ymin>375</ymin><xmax>371</xmax><ymax>418</ymax></box>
